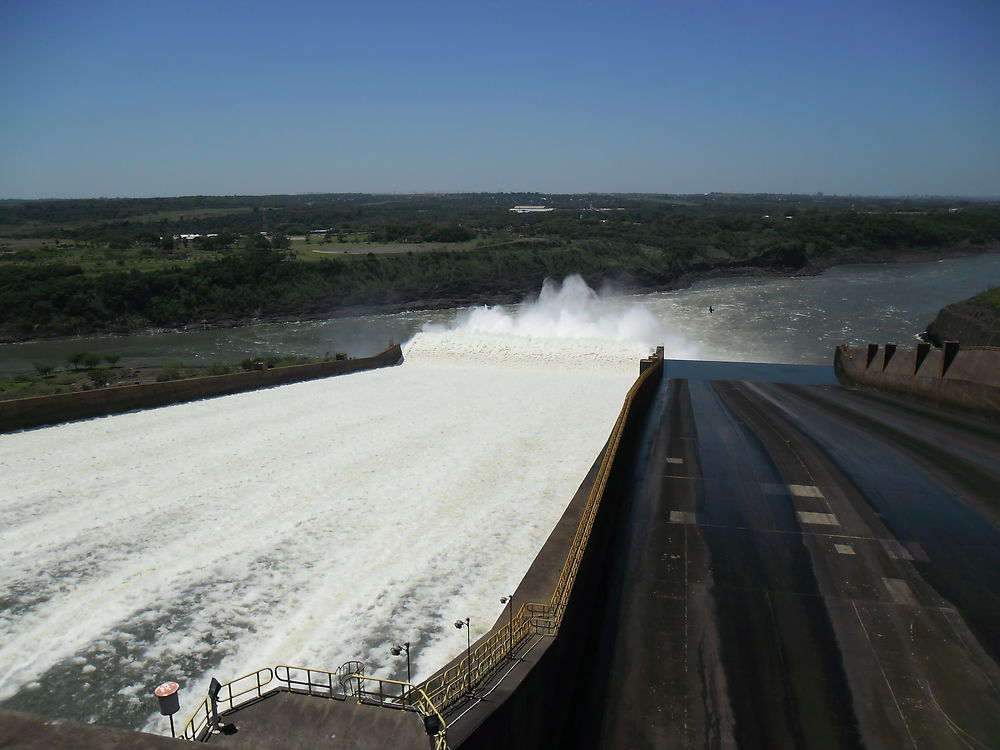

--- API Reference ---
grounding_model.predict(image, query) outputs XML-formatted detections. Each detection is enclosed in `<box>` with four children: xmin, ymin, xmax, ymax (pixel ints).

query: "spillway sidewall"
<box><xmin>0</xmin><ymin>345</ymin><xmax>403</xmax><ymax>433</ymax></box>
<box><xmin>454</xmin><ymin>361</ymin><xmax>663</xmax><ymax>749</ymax></box>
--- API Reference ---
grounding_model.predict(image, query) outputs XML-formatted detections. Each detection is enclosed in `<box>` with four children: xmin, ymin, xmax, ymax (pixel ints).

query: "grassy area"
<box><xmin>971</xmin><ymin>286</ymin><xmax>1000</xmax><ymax>308</ymax></box>
<box><xmin>0</xmin><ymin>353</ymin><xmax>335</xmax><ymax>401</ymax></box>
<box><xmin>289</xmin><ymin>235</ymin><xmax>481</xmax><ymax>262</ymax></box>
<box><xmin>0</xmin><ymin>240</ymin><xmax>227</xmax><ymax>274</ymax></box>
<box><xmin>1</xmin><ymin>231</ymin><xmax>482</xmax><ymax>271</ymax></box>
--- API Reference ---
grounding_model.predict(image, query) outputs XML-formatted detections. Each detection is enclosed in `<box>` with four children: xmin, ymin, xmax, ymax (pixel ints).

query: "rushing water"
<box><xmin>0</xmin><ymin>278</ymin><xmax>654</xmax><ymax>732</ymax></box>
<box><xmin>2</xmin><ymin>253</ymin><xmax>998</xmax><ymax>377</ymax></box>
<box><xmin>0</xmin><ymin>254</ymin><xmax>997</xmax><ymax>734</ymax></box>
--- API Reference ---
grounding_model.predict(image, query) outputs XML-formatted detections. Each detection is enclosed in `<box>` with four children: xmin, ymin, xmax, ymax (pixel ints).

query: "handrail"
<box><xmin>179</xmin><ymin>667</ymin><xmax>274</xmax><ymax>741</ymax></box>
<box><xmin>418</xmin><ymin>355</ymin><xmax>664</xmax><ymax>714</ymax></box>
<box><xmin>274</xmin><ymin>664</ymin><xmax>342</xmax><ymax>698</ymax></box>
<box><xmin>351</xmin><ymin>675</ymin><xmax>448</xmax><ymax>750</ymax></box>
<box><xmin>419</xmin><ymin>607</ymin><xmax>558</xmax><ymax>711</ymax></box>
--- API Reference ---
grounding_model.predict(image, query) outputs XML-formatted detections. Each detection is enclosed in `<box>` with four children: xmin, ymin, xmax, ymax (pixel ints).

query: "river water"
<box><xmin>2</xmin><ymin>253</ymin><xmax>997</xmax><ymax>377</ymax></box>
<box><xmin>0</xmin><ymin>253</ymin><xmax>997</xmax><ymax>735</ymax></box>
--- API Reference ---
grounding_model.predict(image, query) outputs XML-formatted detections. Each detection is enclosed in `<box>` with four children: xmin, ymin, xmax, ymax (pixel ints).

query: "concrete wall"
<box><xmin>834</xmin><ymin>342</ymin><xmax>1000</xmax><ymax>416</ymax></box>
<box><xmin>0</xmin><ymin>344</ymin><xmax>402</xmax><ymax>433</ymax></box>
<box><xmin>456</xmin><ymin>357</ymin><xmax>665</xmax><ymax>749</ymax></box>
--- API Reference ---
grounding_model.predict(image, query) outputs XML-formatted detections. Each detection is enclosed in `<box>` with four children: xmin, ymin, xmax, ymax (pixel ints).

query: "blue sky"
<box><xmin>1</xmin><ymin>0</ymin><xmax>998</xmax><ymax>198</ymax></box>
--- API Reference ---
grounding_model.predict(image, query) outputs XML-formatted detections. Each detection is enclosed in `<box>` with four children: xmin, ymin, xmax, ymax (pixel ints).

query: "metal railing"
<box><xmin>179</xmin><ymin>667</ymin><xmax>274</xmax><ymax>740</ymax></box>
<box><xmin>274</xmin><ymin>664</ymin><xmax>347</xmax><ymax>698</ymax></box>
<box><xmin>177</xmin><ymin>665</ymin><xmax>448</xmax><ymax>745</ymax></box>
<box><xmin>419</xmin><ymin>604</ymin><xmax>559</xmax><ymax>713</ymax></box>
<box><xmin>418</xmin><ymin>355</ymin><xmax>664</xmax><ymax>715</ymax></box>
<box><xmin>350</xmin><ymin>674</ymin><xmax>448</xmax><ymax>750</ymax></box>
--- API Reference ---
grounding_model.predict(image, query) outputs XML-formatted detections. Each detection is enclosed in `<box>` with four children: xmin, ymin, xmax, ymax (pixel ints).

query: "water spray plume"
<box><xmin>405</xmin><ymin>275</ymin><xmax>693</xmax><ymax>365</ymax></box>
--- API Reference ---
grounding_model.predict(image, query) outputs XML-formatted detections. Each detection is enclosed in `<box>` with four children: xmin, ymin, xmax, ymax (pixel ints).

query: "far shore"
<box><xmin>3</xmin><ymin>245</ymin><xmax>996</xmax><ymax>346</ymax></box>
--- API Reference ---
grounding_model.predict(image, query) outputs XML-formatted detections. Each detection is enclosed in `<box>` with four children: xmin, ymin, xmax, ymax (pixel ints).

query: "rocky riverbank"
<box><xmin>924</xmin><ymin>286</ymin><xmax>1000</xmax><ymax>348</ymax></box>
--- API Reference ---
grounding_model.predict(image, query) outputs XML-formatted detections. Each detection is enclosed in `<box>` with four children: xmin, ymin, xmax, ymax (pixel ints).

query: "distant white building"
<box><xmin>510</xmin><ymin>205</ymin><xmax>554</xmax><ymax>213</ymax></box>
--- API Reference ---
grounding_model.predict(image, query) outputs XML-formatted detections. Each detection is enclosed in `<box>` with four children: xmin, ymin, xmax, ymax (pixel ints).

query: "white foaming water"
<box><xmin>446</xmin><ymin>275</ymin><xmax>664</xmax><ymax>344</ymax></box>
<box><xmin>0</xmin><ymin>276</ymin><xmax>659</xmax><ymax>731</ymax></box>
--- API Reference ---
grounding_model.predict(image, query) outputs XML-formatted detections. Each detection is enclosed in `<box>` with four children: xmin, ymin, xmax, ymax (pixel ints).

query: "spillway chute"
<box><xmin>0</xmin><ymin>275</ymin><xmax>661</xmax><ymax>732</ymax></box>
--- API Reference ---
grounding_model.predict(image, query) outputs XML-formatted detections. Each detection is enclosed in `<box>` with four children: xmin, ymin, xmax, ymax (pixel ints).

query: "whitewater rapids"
<box><xmin>0</xmin><ymin>276</ymin><xmax>660</xmax><ymax>731</ymax></box>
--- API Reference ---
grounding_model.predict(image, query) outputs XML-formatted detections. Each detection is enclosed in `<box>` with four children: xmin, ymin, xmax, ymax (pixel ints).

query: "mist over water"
<box><xmin>448</xmin><ymin>275</ymin><xmax>664</xmax><ymax>344</ymax></box>
<box><xmin>409</xmin><ymin>274</ymin><xmax>681</xmax><ymax>367</ymax></box>
<box><xmin>0</xmin><ymin>277</ymin><xmax>655</xmax><ymax>732</ymax></box>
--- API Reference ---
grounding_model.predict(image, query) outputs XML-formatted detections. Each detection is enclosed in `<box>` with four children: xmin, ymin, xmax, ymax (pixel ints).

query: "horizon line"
<box><xmin>2</xmin><ymin>191</ymin><xmax>998</xmax><ymax>203</ymax></box>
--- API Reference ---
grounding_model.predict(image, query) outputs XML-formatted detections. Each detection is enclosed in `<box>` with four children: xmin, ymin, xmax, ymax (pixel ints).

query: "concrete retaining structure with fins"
<box><xmin>834</xmin><ymin>341</ymin><xmax>1000</xmax><ymax>417</ymax></box>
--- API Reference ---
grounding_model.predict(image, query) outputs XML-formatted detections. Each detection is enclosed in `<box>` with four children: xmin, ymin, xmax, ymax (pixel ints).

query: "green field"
<box><xmin>971</xmin><ymin>286</ymin><xmax>1000</xmax><ymax>308</ymax></box>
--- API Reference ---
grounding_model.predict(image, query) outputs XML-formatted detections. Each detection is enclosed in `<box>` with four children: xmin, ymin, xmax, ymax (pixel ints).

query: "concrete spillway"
<box><xmin>553</xmin><ymin>365</ymin><xmax>1000</xmax><ymax>750</ymax></box>
<box><xmin>0</xmin><ymin>306</ymin><xmax>652</xmax><ymax>732</ymax></box>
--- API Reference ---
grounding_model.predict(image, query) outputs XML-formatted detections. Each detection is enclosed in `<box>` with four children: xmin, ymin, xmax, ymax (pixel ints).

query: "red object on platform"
<box><xmin>155</xmin><ymin>681</ymin><xmax>179</xmax><ymax>697</ymax></box>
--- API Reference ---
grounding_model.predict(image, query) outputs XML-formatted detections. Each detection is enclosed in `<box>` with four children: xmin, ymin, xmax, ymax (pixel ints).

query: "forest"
<box><xmin>1</xmin><ymin>193</ymin><xmax>998</xmax><ymax>342</ymax></box>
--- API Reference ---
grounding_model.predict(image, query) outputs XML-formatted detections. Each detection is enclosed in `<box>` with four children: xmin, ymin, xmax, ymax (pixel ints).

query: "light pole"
<box><xmin>390</xmin><ymin>642</ymin><xmax>411</xmax><ymax>685</ymax></box>
<box><xmin>500</xmin><ymin>594</ymin><xmax>514</xmax><ymax>659</ymax></box>
<box><xmin>454</xmin><ymin>617</ymin><xmax>472</xmax><ymax>695</ymax></box>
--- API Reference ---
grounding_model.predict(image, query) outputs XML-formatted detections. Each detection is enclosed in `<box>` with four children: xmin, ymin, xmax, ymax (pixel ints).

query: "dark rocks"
<box><xmin>924</xmin><ymin>288</ymin><xmax>1000</xmax><ymax>348</ymax></box>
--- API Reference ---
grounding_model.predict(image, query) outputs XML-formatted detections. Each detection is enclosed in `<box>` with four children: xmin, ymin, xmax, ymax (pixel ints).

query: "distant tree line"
<box><xmin>2</xmin><ymin>191</ymin><xmax>989</xmax><ymax>245</ymax></box>
<box><xmin>2</xmin><ymin>199</ymin><xmax>999</xmax><ymax>341</ymax></box>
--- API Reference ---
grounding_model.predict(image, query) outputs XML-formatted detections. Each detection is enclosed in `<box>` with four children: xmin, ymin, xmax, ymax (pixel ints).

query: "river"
<box><xmin>1</xmin><ymin>253</ymin><xmax>998</xmax><ymax>377</ymax></box>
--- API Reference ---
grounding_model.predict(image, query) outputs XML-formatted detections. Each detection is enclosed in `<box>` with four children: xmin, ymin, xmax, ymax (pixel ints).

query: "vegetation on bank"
<box><xmin>0</xmin><ymin>352</ymin><xmax>338</xmax><ymax>401</ymax></box>
<box><xmin>2</xmin><ymin>193</ymin><xmax>999</xmax><ymax>341</ymax></box>
<box><xmin>924</xmin><ymin>285</ymin><xmax>1000</xmax><ymax>349</ymax></box>
<box><xmin>969</xmin><ymin>286</ymin><xmax>1000</xmax><ymax>309</ymax></box>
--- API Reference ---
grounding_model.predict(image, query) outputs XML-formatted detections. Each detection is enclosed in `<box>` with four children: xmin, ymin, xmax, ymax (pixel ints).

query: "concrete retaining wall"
<box><xmin>834</xmin><ymin>342</ymin><xmax>1000</xmax><ymax>417</ymax></box>
<box><xmin>456</xmin><ymin>356</ymin><xmax>665</xmax><ymax>749</ymax></box>
<box><xmin>0</xmin><ymin>344</ymin><xmax>402</xmax><ymax>433</ymax></box>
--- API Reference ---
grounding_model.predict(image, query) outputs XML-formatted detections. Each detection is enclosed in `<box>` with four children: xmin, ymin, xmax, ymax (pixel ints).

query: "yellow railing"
<box><xmin>179</xmin><ymin>667</ymin><xmax>274</xmax><ymax>740</ymax></box>
<box><xmin>418</xmin><ymin>604</ymin><xmax>559</xmax><ymax>712</ymax></box>
<box><xmin>349</xmin><ymin>674</ymin><xmax>448</xmax><ymax>750</ymax></box>
<box><xmin>177</xmin><ymin>664</ymin><xmax>447</xmax><ymax>744</ymax></box>
<box><xmin>418</xmin><ymin>354</ymin><xmax>664</xmax><ymax>714</ymax></box>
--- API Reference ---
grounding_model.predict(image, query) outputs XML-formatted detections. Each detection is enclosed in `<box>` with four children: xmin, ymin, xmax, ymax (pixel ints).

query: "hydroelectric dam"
<box><xmin>2</xmin><ymin>285</ymin><xmax>999</xmax><ymax>748</ymax></box>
